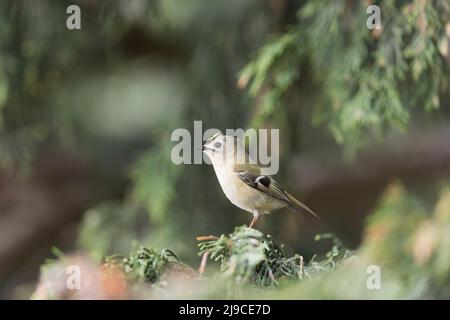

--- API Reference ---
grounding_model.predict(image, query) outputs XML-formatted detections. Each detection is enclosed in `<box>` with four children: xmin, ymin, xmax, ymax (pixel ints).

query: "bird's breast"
<box><xmin>212</xmin><ymin>163</ymin><xmax>279</xmax><ymax>214</ymax></box>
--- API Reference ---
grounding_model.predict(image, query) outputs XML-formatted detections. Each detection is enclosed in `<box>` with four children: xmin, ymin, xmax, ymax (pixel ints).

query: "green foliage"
<box><xmin>130</xmin><ymin>143</ymin><xmax>182</xmax><ymax>224</ymax></box>
<box><xmin>266</xmin><ymin>182</ymin><xmax>450</xmax><ymax>299</ymax></box>
<box><xmin>0</xmin><ymin>0</ymin><xmax>159</xmax><ymax>168</ymax></box>
<box><xmin>74</xmin><ymin>182</ymin><xmax>450</xmax><ymax>299</ymax></box>
<box><xmin>359</xmin><ymin>182</ymin><xmax>450</xmax><ymax>298</ymax></box>
<box><xmin>89</xmin><ymin>226</ymin><xmax>352</xmax><ymax>299</ymax></box>
<box><xmin>78</xmin><ymin>201</ymin><xmax>150</xmax><ymax>262</ymax></box>
<box><xmin>2</xmin><ymin>0</ymin><xmax>449</xmax><ymax>299</ymax></box>
<box><xmin>34</xmin><ymin>181</ymin><xmax>450</xmax><ymax>298</ymax></box>
<box><xmin>198</xmin><ymin>226</ymin><xmax>350</xmax><ymax>287</ymax></box>
<box><xmin>105</xmin><ymin>247</ymin><xmax>193</xmax><ymax>284</ymax></box>
<box><xmin>239</xmin><ymin>32</ymin><xmax>302</xmax><ymax>127</ymax></box>
<box><xmin>241</xmin><ymin>0</ymin><xmax>450</xmax><ymax>152</ymax></box>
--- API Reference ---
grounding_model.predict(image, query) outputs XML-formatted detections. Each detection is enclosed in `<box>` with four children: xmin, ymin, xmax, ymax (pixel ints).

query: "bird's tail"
<box><xmin>285</xmin><ymin>192</ymin><xmax>320</xmax><ymax>219</ymax></box>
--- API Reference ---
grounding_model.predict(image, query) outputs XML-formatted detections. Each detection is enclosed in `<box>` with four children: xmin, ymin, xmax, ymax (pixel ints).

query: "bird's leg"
<box><xmin>248</xmin><ymin>216</ymin><xmax>257</xmax><ymax>228</ymax></box>
<box><xmin>248</xmin><ymin>210</ymin><xmax>260</xmax><ymax>229</ymax></box>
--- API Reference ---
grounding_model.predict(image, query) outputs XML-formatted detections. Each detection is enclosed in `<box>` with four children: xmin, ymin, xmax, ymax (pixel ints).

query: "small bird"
<box><xmin>202</xmin><ymin>133</ymin><xmax>319</xmax><ymax>228</ymax></box>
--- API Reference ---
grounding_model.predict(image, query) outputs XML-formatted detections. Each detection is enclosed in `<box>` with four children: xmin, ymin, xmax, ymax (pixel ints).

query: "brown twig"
<box><xmin>299</xmin><ymin>255</ymin><xmax>304</xmax><ymax>277</ymax></box>
<box><xmin>198</xmin><ymin>251</ymin><xmax>210</xmax><ymax>274</ymax></box>
<box><xmin>196</xmin><ymin>235</ymin><xmax>219</xmax><ymax>241</ymax></box>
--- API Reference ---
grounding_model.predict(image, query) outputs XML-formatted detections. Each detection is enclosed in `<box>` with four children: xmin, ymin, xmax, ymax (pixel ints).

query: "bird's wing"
<box><xmin>233</xmin><ymin>164</ymin><xmax>319</xmax><ymax>219</ymax></box>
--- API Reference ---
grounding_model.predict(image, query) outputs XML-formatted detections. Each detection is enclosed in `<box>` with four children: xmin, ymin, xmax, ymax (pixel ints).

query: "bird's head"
<box><xmin>202</xmin><ymin>133</ymin><xmax>239</xmax><ymax>164</ymax></box>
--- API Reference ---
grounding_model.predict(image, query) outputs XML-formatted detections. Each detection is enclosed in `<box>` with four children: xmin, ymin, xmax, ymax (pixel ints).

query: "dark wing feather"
<box><xmin>234</xmin><ymin>166</ymin><xmax>319</xmax><ymax>219</ymax></box>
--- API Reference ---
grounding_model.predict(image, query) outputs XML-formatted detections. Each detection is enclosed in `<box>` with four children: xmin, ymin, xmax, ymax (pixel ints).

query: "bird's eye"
<box><xmin>214</xmin><ymin>142</ymin><xmax>222</xmax><ymax>148</ymax></box>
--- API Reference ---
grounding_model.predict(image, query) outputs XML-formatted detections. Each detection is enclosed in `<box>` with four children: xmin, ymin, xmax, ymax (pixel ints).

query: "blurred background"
<box><xmin>0</xmin><ymin>0</ymin><xmax>449</xmax><ymax>299</ymax></box>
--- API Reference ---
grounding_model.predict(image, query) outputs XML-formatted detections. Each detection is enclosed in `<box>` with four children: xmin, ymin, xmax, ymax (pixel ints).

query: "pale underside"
<box><xmin>211</xmin><ymin>160</ymin><xmax>286</xmax><ymax>215</ymax></box>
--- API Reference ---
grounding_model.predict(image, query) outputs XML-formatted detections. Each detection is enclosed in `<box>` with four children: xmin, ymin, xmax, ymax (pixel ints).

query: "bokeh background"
<box><xmin>0</xmin><ymin>0</ymin><xmax>449</xmax><ymax>299</ymax></box>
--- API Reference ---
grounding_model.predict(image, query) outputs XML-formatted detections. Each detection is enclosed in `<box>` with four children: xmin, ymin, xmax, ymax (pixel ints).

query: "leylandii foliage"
<box><xmin>1</xmin><ymin>0</ymin><xmax>448</xmax><ymax>299</ymax></box>
<box><xmin>37</xmin><ymin>183</ymin><xmax>450</xmax><ymax>298</ymax></box>
<box><xmin>239</xmin><ymin>0</ymin><xmax>449</xmax><ymax>151</ymax></box>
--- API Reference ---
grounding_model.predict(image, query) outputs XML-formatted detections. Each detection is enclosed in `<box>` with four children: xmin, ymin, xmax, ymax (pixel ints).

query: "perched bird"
<box><xmin>202</xmin><ymin>133</ymin><xmax>319</xmax><ymax>228</ymax></box>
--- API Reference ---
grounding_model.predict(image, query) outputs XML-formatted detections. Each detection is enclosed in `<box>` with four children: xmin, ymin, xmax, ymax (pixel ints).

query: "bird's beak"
<box><xmin>197</xmin><ymin>143</ymin><xmax>207</xmax><ymax>151</ymax></box>
<box><xmin>201</xmin><ymin>144</ymin><xmax>214</xmax><ymax>152</ymax></box>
